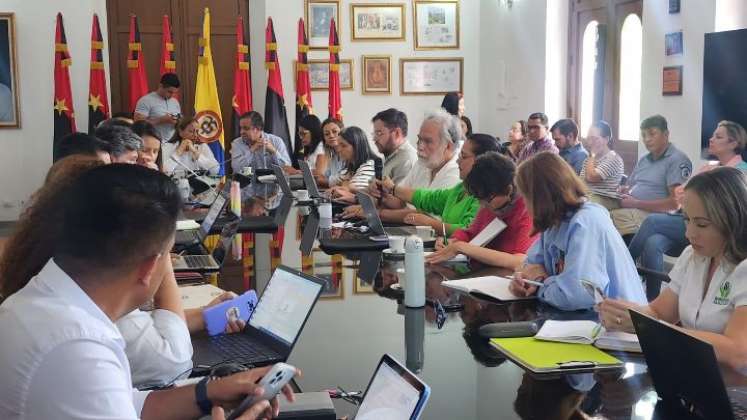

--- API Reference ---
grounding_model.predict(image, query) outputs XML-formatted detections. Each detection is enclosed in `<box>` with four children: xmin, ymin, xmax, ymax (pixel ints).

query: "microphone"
<box><xmin>169</xmin><ymin>155</ymin><xmax>213</xmax><ymax>197</ymax></box>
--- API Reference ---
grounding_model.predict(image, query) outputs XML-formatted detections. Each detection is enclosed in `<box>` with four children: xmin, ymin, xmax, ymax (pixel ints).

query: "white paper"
<box><xmin>176</xmin><ymin>220</ymin><xmax>200</xmax><ymax>231</ymax></box>
<box><xmin>424</xmin><ymin>251</ymin><xmax>468</xmax><ymax>263</ymax></box>
<box><xmin>442</xmin><ymin>275</ymin><xmax>528</xmax><ymax>301</ymax></box>
<box><xmin>180</xmin><ymin>283</ymin><xmax>225</xmax><ymax>310</ymax></box>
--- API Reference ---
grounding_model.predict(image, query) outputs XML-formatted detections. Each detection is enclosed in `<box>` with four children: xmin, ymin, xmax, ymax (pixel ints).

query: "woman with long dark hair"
<box><xmin>288</xmin><ymin>114</ymin><xmax>325</xmax><ymax>175</ymax></box>
<box><xmin>329</xmin><ymin>126</ymin><xmax>380</xmax><ymax>203</ymax></box>
<box><xmin>162</xmin><ymin>115</ymin><xmax>219</xmax><ymax>176</ymax></box>
<box><xmin>314</xmin><ymin>118</ymin><xmax>345</xmax><ymax>188</ymax></box>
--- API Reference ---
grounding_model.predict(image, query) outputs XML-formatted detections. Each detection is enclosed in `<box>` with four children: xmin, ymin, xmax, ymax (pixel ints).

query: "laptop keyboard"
<box><xmin>733</xmin><ymin>401</ymin><xmax>747</xmax><ymax>419</ymax></box>
<box><xmin>176</xmin><ymin>230</ymin><xmax>198</xmax><ymax>244</ymax></box>
<box><xmin>185</xmin><ymin>255</ymin><xmax>215</xmax><ymax>268</ymax></box>
<box><xmin>209</xmin><ymin>334</ymin><xmax>280</xmax><ymax>364</ymax></box>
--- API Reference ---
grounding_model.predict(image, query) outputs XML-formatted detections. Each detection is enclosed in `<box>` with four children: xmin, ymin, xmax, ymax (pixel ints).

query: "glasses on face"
<box><xmin>299</xmin><ymin>129</ymin><xmax>310</xmax><ymax>137</ymax></box>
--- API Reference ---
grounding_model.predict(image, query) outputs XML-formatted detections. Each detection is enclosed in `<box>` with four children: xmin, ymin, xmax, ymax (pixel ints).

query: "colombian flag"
<box><xmin>194</xmin><ymin>8</ymin><xmax>225</xmax><ymax>175</ymax></box>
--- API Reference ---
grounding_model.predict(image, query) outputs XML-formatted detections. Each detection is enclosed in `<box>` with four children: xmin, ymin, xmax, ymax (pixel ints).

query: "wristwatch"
<box><xmin>195</xmin><ymin>376</ymin><xmax>212</xmax><ymax>416</ymax></box>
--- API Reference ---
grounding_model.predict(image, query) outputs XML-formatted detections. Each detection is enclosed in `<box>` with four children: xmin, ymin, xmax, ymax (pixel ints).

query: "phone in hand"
<box><xmin>226</xmin><ymin>363</ymin><xmax>297</xmax><ymax>420</ymax></box>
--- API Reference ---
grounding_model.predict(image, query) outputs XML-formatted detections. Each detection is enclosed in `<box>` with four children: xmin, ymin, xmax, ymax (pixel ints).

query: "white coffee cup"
<box><xmin>388</xmin><ymin>235</ymin><xmax>406</xmax><ymax>253</ymax></box>
<box><xmin>240</xmin><ymin>166</ymin><xmax>253</xmax><ymax>176</ymax></box>
<box><xmin>416</xmin><ymin>226</ymin><xmax>436</xmax><ymax>241</ymax></box>
<box><xmin>296</xmin><ymin>189</ymin><xmax>310</xmax><ymax>201</ymax></box>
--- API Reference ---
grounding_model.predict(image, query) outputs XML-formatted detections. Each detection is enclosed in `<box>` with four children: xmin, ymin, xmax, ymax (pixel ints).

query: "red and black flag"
<box><xmin>328</xmin><ymin>18</ymin><xmax>342</xmax><ymax>121</ymax></box>
<box><xmin>294</xmin><ymin>18</ymin><xmax>313</xmax><ymax>166</ymax></box>
<box><xmin>159</xmin><ymin>15</ymin><xmax>176</xmax><ymax>77</ymax></box>
<box><xmin>88</xmin><ymin>13</ymin><xmax>109</xmax><ymax>133</ymax></box>
<box><xmin>127</xmin><ymin>14</ymin><xmax>149</xmax><ymax>112</ymax></box>
<box><xmin>232</xmin><ymin>15</ymin><xmax>253</xmax><ymax>140</ymax></box>
<box><xmin>264</xmin><ymin>18</ymin><xmax>293</xmax><ymax>162</ymax></box>
<box><xmin>53</xmin><ymin>12</ymin><xmax>76</xmax><ymax>158</ymax></box>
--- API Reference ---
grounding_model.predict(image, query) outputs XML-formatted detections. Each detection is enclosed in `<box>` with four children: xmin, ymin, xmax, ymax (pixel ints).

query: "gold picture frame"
<box><xmin>350</xmin><ymin>3</ymin><xmax>406</xmax><ymax>41</ymax></box>
<box><xmin>305</xmin><ymin>0</ymin><xmax>341</xmax><ymax>50</ymax></box>
<box><xmin>400</xmin><ymin>57</ymin><xmax>463</xmax><ymax>95</ymax></box>
<box><xmin>0</xmin><ymin>13</ymin><xmax>20</xmax><ymax>128</ymax></box>
<box><xmin>413</xmin><ymin>0</ymin><xmax>460</xmax><ymax>50</ymax></box>
<box><xmin>306</xmin><ymin>59</ymin><xmax>354</xmax><ymax>91</ymax></box>
<box><xmin>362</xmin><ymin>55</ymin><xmax>391</xmax><ymax>95</ymax></box>
<box><xmin>353</xmin><ymin>270</ymin><xmax>375</xmax><ymax>294</ymax></box>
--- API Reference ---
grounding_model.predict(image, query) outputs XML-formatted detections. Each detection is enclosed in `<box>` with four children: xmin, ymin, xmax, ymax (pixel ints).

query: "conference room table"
<box><xmin>200</xmin><ymin>202</ymin><xmax>746</xmax><ymax>420</ymax></box>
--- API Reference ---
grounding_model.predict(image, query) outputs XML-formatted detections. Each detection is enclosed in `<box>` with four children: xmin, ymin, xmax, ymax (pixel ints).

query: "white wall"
<box><xmin>0</xmin><ymin>0</ymin><xmax>108</xmax><ymax>220</ymax></box>
<box><xmin>478</xmin><ymin>0</ymin><xmax>550</xmax><ymax>139</ymax></box>
<box><xmin>639</xmin><ymin>0</ymin><xmax>716</xmax><ymax>167</ymax></box>
<box><xmin>253</xmin><ymin>0</ymin><xmax>481</xmax><ymax>141</ymax></box>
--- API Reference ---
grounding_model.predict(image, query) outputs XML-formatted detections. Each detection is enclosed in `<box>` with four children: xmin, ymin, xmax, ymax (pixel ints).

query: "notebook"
<box><xmin>469</xmin><ymin>218</ymin><xmax>506</xmax><ymax>247</ymax></box>
<box><xmin>534</xmin><ymin>320</ymin><xmax>641</xmax><ymax>352</ymax></box>
<box><xmin>423</xmin><ymin>251</ymin><xmax>468</xmax><ymax>263</ymax></box>
<box><xmin>490</xmin><ymin>336</ymin><xmax>624</xmax><ymax>374</ymax></box>
<box><xmin>441</xmin><ymin>275</ymin><xmax>535</xmax><ymax>302</ymax></box>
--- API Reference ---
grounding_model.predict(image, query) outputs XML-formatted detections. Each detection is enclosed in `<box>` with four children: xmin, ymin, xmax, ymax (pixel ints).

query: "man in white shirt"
<box><xmin>134</xmin><ymin>73</ymin><xmax>182</xmax><ymax>142</ymax></box>
<box><xmin>0</xmin><ymin>164</ymin><xmax>293</xmax><ymax>420</ymax></box>
<box><xmin>366</xmin><ymin>109</ymin><xmax>460</xmax><ymax>222</ymax></box>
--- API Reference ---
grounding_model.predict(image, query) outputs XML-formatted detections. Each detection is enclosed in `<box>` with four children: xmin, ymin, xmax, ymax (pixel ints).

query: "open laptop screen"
<box><xmin>248</xmin><ymin>268</ymin><xmax>322</xmax><ymax>346</ymax></box>
<box><xmin>299</xmin><ymin>160</ymin><xmax>322</xmax><ymax>198</ymax></box>
<box><xmin>355</xmin><ymin>354</ymin><xmax>429</xmax><ymax>420</ymax></box>
<box><xmin>200</xmin><ymin>194</ymin><xmax>227</xmax><ymax>237</ymax></box>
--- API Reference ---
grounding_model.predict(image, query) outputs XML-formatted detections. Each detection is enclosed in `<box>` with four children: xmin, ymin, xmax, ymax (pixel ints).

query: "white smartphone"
<box><xmin>226</xmin><ymin>363</ymin><xmax>297</xmax><ymax>420</ymax></box>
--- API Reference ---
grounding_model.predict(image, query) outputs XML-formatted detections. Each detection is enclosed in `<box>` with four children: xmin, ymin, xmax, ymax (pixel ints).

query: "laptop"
<box><xmin>357</xmin><ymin>192</ymin><xmax>416</xmax><ymax>238</ymax></box>
<box><xmin>236</xmin><ymin>165</ymin><xmax>293</xmax><ymax>233</ymax></box>
<box><xmin>192</xmin><ymin>265</ymin><xmax>324</xmax><ymax>369</ymax></box>
<box><xmin>172</xmin><ymin>216</ymin><xmax>240</xmax><ymax>273</ymax></box>
<box><xmin>299</xmin><ymin>160</ymin><xmax>322</xmax><ymax>199</ymax></box>
<box><xmin>354</xmin><ymin>354</ymin><xmax>431</xmax><ymax>420</ymax></box>
<box><xmin>630</xmin><ymin>310</ymin><xmax>747</xmax><ymax>420</ymax></box>
<box><xmin>175</xmin><ymin>185</ymin><xmax>229</xmax><ymax>246</ymax></box>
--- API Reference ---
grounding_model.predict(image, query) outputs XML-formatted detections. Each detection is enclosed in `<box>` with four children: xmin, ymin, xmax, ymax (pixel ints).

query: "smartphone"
<box><xmin>226</xmin><ymin>363</ymin><xmax>297</xmax><ymax>420</ymax></box>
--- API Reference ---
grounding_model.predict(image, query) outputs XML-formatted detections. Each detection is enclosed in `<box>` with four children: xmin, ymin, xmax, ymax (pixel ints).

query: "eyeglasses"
<box><xmin>458</xmin><ymin>152</ymin><xmax>474</xmax><ymax>160</ymax></box>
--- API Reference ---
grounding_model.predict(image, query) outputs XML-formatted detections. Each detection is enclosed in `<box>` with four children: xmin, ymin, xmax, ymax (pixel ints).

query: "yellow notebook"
<box><xmin>490</xmin><ymin>337</ymin><xmax>623</xmax><ymax>374</ymax></box>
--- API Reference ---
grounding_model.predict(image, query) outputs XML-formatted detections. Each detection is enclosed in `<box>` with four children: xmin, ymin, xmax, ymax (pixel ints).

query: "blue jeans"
<box><xmin>628</xmin><ymin>212</ymin><xmax>688</xmax><ymax>300</ymax></box>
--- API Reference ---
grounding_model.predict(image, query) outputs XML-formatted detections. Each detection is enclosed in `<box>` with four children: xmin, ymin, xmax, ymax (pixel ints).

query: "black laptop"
<box><xmin>299</xmin><ymin>160</ymin><xmax>323</xmax><ymax>200</ymax></box>
<box><xmin>357</xmin><ymin>192</ymin><xmax>416</xmax><ymax>237</ymax></box>
<box><xmin>631</xmin><ymin>310</ymin><xmax>747</xmax><ymax>420</ymax></box>
<box><xmin>192</xmin><ymin>265</ymin><xmax>324</xmax><ymax>369</ymax></box>
<box><xmin>175</xmin><ymin>185</ymin><xmax>229</xmax><ymax>246</ymax></box>
<box><xmin>173</xmin><ymin>216</ymin><xmax>240</xmax><ymax>273</ymax></box>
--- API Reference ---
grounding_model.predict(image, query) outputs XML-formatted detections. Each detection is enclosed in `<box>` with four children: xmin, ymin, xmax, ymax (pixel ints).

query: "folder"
<box><xmin>490</xmin><ymin>337</ymin><xmax>624</xmax><ymax>374</ymax></box>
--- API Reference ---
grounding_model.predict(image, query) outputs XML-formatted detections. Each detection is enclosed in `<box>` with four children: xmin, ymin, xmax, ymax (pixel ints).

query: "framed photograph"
<box><xmin>668</xmin><ymin>0</ymin><xmax>680</xmax><ymax>14</ymax></box>
<box><xmin>351</xmin><ymin>3</ymin><xmax>406</xmax><ymax>41</ymax></box>
<box><xmin>305</xmin><ymin>0</ymin><xmax>340</xmax><ymax>50</ymax></box>
<box><xmin>362</xmin><ymin>55</ymin><xmax>391</xmax><ymax>94</ymax></box>
<box><xmin>307</xmin><ymin>59</ymin><xmax>353</xmax><ymax>91</ymax></box>
<box><xmin>413</xmin><ymin>0</ymin><xmax>460</xmax><ymax>50</ymax></box>
<box><xmin>353</xmin><ymin>270</ymin><xmax>375</xmax><ymax>294</ymax></box>
<box><xmin>662</xmin><ymin>65</ymin><xmax>683</xmax><ymax>96</ymax></box>
<box><xmin>400</xmin><ymin>57</ymin><xmax>463</xmax><ymax>95</ymax></box>
<box><xmin>665</xmin><ymin>31</ymin><xmax>683</xmax><ymax>56</ymax></box>
<box><xmin>0</xmin><ymin>13</ymin><xmax>19</xmax><ymax>128</ymax></box>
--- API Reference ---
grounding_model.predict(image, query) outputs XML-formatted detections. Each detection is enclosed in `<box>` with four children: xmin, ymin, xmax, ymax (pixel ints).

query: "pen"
<box><xmin>521</xmin><ymin>278</ymin><xmax>544</xmax><ymax>287</ymax></box>
<box><xmin>442</xmin><ymin>223</ymin><xmax>448</xmax><ymax>246</ymax></box>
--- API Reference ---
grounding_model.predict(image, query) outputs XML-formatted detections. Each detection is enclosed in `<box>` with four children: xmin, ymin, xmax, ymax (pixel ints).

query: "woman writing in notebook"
<box><xmin>509</xmin><ymin>152</ymin><xmax>647</xmax><ymax>310</ymax></box>
<box><xmin>425</xmin><ymin>151</ymin><xmax>537</xmax><ymax>269</ymax></box>
<box><xmin>600</xmin><ymin>167</ymin><xmax>747</xmax><ymax>371</ymax></box>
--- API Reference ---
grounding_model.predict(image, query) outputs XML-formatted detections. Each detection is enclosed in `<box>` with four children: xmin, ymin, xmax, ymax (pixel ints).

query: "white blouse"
<box><xmin>162</xmin><ymin>141</ymin><xmax>220</xmax><ymax>176</ymax></box>
<box><xmin>305</xmin><ymin>142</ymin><xmax>325</xmax><ymax>171</ymax></box>
<box><xmin>666</xmin><ymin>246</ymin><xmax>747</xmax><ymax>333</ymax></box>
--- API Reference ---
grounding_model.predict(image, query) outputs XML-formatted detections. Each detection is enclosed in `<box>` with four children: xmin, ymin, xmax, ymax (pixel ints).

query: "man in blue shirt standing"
<box><xmin>552</xmin><ymin>118</ymin><xmax>588</xmax><ymax>175</ymax></box>
<box><xmin>611</xmin><ymin>115</ymin><xmax>692</xmax><ymax>238</ymax></box>
<box><xmin>231</xmin><ymin>111</ymin><xmax>292</xmax><ymax>198</ymax></box>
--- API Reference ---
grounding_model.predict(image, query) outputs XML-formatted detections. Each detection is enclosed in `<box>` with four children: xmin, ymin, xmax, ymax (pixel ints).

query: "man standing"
<box><xmin>611</xmin><ymin>115</ymin><xmax>692</xmax><ymax>238</ymax></box>
<box><xmin>371</xmin><ymin>108</ymin><xmax>417</xmax><ymax>184</ymax></box>
<box><xmin>134</xmin><ymin>73</ymin><xmax>181</xmax><ymax>142</ymax></box>
<box><xmin>231</xmin><ymin>111</ymin><xmax>292</xmax><ymax>198</ymax></box>
<box><xmin>551</xmin><ymin>118</ymin><xmax>588</xmax><ymax>174</ymax></box>
<box><xmin>0</xmin><ymin>164</ymin><xmax>294</xmax><ymax>419</ymax></box>
<box><xmin>517</xmin><ymin>112</ymin><xmax>558</xmax><ymax>163</ymax></box>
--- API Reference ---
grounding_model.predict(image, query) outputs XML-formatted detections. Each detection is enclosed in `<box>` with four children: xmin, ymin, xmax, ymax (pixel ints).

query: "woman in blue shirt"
<box><xmin>510</xmin><ymin>152</ymin><xmax>646</xmax><ymax>310</ymax></box>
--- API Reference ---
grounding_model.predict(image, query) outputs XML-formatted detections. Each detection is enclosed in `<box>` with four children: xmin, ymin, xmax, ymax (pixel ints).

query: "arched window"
<box><xmin>618</xmin><ymin>14</ymin><xmax>642</xmax><ymax>141</ymax></box>
<box><xmin>580</xmin><ymin>21</ymin><xmax>600</xmax><ymax>136</ymax></box>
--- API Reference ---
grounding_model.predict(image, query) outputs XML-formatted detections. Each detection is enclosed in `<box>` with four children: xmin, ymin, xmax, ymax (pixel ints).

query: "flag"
<box><xmin>127</xmin><ymin>14</ymin><xmax>149</xmax><ymax>112</ymax></box>
<box><xmin>328</xmin><ymin>18</ymin><xmax>342</xmax><ymax>121</ymax></box>
<box><xmin>88</xmin><ymin>13</ymin><xmax>109</xmax><ymax>133</ymax></box>
<box><xmin>264</xmin><ymin>18</ymin><xmax>292</xmax><ymax>161</ymax></box>
<box><xmin>194</xmin><ymin>8</ymin><xmax>225</xmax><ymax>176</ymax></box>
<box><xmin>159</xmin><ymin>15</ymin><xmax>176</xmax><ymax>76</ymax></box>
<box><xmin>294</xmin><ymin>18</ymin><xmax>313</xmax><ymax>167</ymax></box>
<box><xmin>53</xmin><ymin>12</ymin><xmax>76</xmax><ymax>159</ymax></box>
<box><xmin>232</xmin><ymin>16</ymin><xmax>253</xmax><ymax>140</ymax></box>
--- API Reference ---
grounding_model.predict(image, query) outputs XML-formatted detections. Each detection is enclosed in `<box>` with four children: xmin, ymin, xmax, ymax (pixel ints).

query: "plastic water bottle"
<box><xmin>404</xmin><ymin>235</ymin><xmax>425</xmax><ymax>308</ymax></box>
<box><xmin>176</xmin><ymin>178</ymin><xmax>191</xmax><ymax>202</ymax></box>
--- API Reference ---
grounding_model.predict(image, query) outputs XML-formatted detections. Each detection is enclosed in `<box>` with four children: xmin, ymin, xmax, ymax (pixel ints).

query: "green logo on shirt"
<box><xmin>714</xmin><ymin>281</ymin><xmax>731</xmax><ymax>305</ymax></box>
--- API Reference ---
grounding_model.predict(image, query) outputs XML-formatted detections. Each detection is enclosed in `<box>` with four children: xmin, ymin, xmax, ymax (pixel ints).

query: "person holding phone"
<box><xmin>134</xmin><ymin>73</ymin><xmax>182</xmax><ymax>142</ymax></box>
<box><xmin>508</xmin><ymin>152</ymin><xmax>646</xmax><ymax>311</ymax></box>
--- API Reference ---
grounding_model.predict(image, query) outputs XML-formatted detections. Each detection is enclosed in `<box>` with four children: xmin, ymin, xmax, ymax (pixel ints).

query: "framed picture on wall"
<box><xmin>400</xmin><ymin>57</ymin><xmax>463</xmax><ymax>95</ymax></box>
<box><xmin>306</xmin><ymin>0</ymin><xmax>340</xmax><ymax>49</ymax></box>
<box><xmin>665</xmin><ymin>31</ymin><xmax>683</xmax><ymax>56</ymax></box>
<box><xmin>0</xmin><ymin>13</ymin><xmax>19</xmax><ymax>128</ymax></box>
<box><xmin>662</xmin><ymin>65</ymin><xmax>683</xmax><ymax>96</ymax></box>
<box><xmin>307</xmin><ymin>59</ymin><xmax>353</xmax><ymax>91</ymax></box>
<box><xmin>362</xmin><ymin>55</ymin><xmax>391</xmax><ymax>94</ymax></box>
<box><xmin>350</xmin><ymin>3</ymin><xmax>406</xmax><ymax>41</ymax></box>
<box><xmin>413</xmin><ymin>0</ymin><xmax>460</xmax><ymax>50</ymax></box>
<box><xmin>353</xmin><ymin>270</ymin><xmax>375</xmax><ymax>294</ymax></box>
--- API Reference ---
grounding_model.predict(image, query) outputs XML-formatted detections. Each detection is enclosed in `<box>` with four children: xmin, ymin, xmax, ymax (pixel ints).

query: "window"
<box><xmin>580</xmin><ymin>21</ymin><xmax>600</xmax><ymax>136</ymax></box>
<box><xmin>618</xmin><ymin>13</ymin><xmax>642</xmax><ymax>141</ymax></box>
